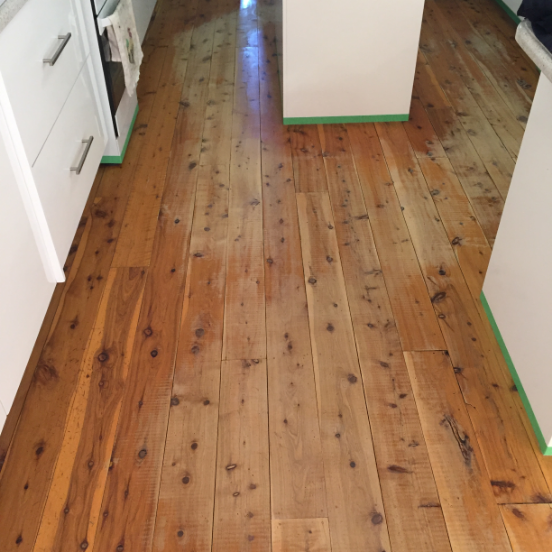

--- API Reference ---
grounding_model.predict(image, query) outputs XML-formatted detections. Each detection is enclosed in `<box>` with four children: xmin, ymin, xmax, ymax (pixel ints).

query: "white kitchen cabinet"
<box><xmin>0</xmin><ymin>0</ymin><xmax>89</xmax><ymax>165</ymax></box>
<box><xmin>0</xmin><ymin>123</ymin><xmax>56</xmax><ymax>416</ymax></box>
<box><xmin>0</xmin><ymin>0</ymin><xmax>107</xmax><ymax>427</ymax></box>
<box><xmin>0</xmin><ymin>0</ymin><xmax>107</xmax><ymax>282</ymax></box>
<box><xmin>32</xmin><ymin>62</ymin><xmax>105</xmax><ymax>269</ymax></box>
<box><xmin>282</xmin><ymin>0</ymin><xmax>425</xmax><ymax>123</ymax></box>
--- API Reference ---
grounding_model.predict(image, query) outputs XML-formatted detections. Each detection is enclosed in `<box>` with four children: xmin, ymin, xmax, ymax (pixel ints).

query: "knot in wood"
<box><xmin>371</xmin><ymin>513</ymin><xmax>384</xmax><ymax>525</ymax></box>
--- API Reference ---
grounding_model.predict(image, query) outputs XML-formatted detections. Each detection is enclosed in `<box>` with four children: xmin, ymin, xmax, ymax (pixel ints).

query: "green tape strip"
<box><xmin>101</xmin><ymin>103</ymin><xmax>139</xmax><ymax>165</ymax></box>
<box><xmin>480</xmin><ymin>291</ymin><xmax>552</xmax><ymax>455</ymax></box>
<box><xmin>492</xmin><ymin>0</ymin><xmax>521</xmax><ymax>24</ymax></box>
<box><xmin>283</xmin><ymin>114</ymin><xmax>409</xmax><ymax>125</ymax></box>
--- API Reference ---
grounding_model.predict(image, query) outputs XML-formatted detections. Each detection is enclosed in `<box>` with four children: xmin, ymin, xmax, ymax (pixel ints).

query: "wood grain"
<box><xmin>1</xmin><ymin>2</ymin><xmax>548</xmax><ymax>552</ymax></box>
<box><xmin>153</xmin><ymin>165</ymin><xmax>228</xmax><ymax>552</ymax></box>
<box><xmin>259</xmin><ymin>23</ymin><xmax>327</xmax><ymax>520</ymax></box>
<box><xmin>93</xmin><ymin>139</ymin><xmax>199</xmax><ymax>552</ymax></box>
<box><xmin>111</xmin><ymin>3</ymin><xmax>207</xmax><ymax>268</ymax></box>
<box><xmin>347</xmin><ymin>123</ymin><xmax>446</xmax><ymax>351</ymax></box>
<box><xmin>223</xmin><ymin>46</ymin><xmax>266</xmax><ymax>360</ymax></box>
<box><xmin>323</xmin><ymin>158</ymin><xmax>452</xmax><ymax>552</ymax></box>
<box><xmin>501</xmin><ymin>504</ymin><xmax>552</xmax><ymax>552</ymax></box>
<box><xmin>212</xmin><ymin>359</ymin><xmax>270</xmax><ymax>552</ymax></box>
<box><xmin>403</xmin><ymin>97</ymin><xmax>447</xmax><ymax>160</ymax></box>
<box><xmin>296</xmin><ymin>192</ymin><xmax>391</xmax><ymax>552</ymax></box>
<box><xmin>33</xmin><ymin>267</ymin><xmax>146</xmax><ymax>552</ymax></box>
<box><xmin>199</xmin><ymin>11</ymin><xmax>238</xmax><ymax>166</ymax></box>
<box><xmin>420</xmin><ymin>5</ymin><xmax>516</xmax><ymax>194</ymax></box>
<box><xmin>377</xmin><ymin>120</ymin><xmax>551</xmax><ymax>504</ymax></box>
<box><xmin>405</xmin><ymin>351</ymin><xmax>513</xmax><ymax>552</ymax></box>
<box><xmin>418</xmin><ymin>156</ymin><xmax>492</xmax><ymax>298</ymax></box>
<box><xmin>413</xmin><ymin>51</ymin><xmax>505</xmax><ymax>241</ymax></box>
<box><xmin>272</xmin><ymin>518</ymin><xmax>331</xmax><ymax>552</ymax></box>
<box><xmin>0</xmin><ymin>197</ymin><xmax>129</xmax><ymax>552</ymax></box>
<box><xmin>289</xmin><ymin>125</ymin><xmax>327</xmax><ymax>193</ymax></box>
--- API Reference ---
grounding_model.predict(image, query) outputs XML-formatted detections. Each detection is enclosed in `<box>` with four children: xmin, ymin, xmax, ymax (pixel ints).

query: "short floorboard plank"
<box><xmin>0</xmin><ymin>197</ymin><xmax>128</xmax><ymax>552</ymax></box>
<box><xmin>272</xmin><ymin>518</ymin><xmax>331</xmax><ymax>552</ymax></box>
<box><xmin>323</xmin><ymin>158</ymin><xmax>453</xmax><ymax>552</ymax></box>
<box><xmin>404</xmin><ymin>351</ymin><xmax>513</xmax><ymax>552</ymax></box>
<box><xmin>296</xmin><ymin>192</ymin><xmax>391</xmax><ymax>552</ymax></box>
<box><xmin>346</xmin><ymin>123</ymin><xmax>446</xmax><ymax>352</ymax></box>
<box><xmin>152</xmin><ymin>164</ymin><xmax>229</xmax><ymax>552</ymax></box>
<box><xmin>33</xmin><ymin>268</ymin><xmax>146</xmax><ymax>552</ymax></box>
<box><xmin>223</xmin><ymin>46</ymin><xmax>266</xmax><ymax>360</ymax></box>
<box><xmin>93</xmin><ymin>148</ymin><xmax>198</xmax><ymax>552</ymax></box>
<box><xmin>259</xmin><ymin>27</ymin><xmax>327</xmax><ymax>520</ymax></box>
<box><xmin>501</xmin><ymin>504</ymin><xmax>552</xmax><ymax>552</ymax></box>
<box><xmin>212</xmin><ymin>359</ymin><xmax>271</xmax><ymax>552</ymax></box>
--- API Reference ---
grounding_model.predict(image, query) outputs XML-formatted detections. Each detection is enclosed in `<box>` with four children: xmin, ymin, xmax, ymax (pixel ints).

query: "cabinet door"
<box><xmin>0</xmin><ymin>127</ymin><xmax>55</xmax><ymax>414</ymax></box>
<box><xmin>0</xmin><ymin>0</ymin><xmax>89</xmax><ymax>165</ymax></box>
<box><xmin>32</xmin><ymin>59</ymin><xmax>106</xmax><ymax>272</ymax></box>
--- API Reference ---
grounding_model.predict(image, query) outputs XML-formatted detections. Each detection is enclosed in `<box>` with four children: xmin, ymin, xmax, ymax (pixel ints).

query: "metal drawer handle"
<box><xmin>43</xmin><ymin>33</ymin><xmax>72</xmax><ymax>66</ymax></box>
<box><xmin>71</xmin><ymin>136</ymin><xmax>94</xmax><ymax>175</ymax></box>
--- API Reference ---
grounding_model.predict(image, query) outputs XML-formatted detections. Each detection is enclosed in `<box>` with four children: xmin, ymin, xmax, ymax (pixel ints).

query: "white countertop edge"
<box><xmin>0</xmin><ymin>0</ymin><xmax>28</xmax><ymax>35</ymax></box>
<box><xmin>516</xmin><ymin>19</ymin><xmax>552</xmax><ymax>84</ymax></box>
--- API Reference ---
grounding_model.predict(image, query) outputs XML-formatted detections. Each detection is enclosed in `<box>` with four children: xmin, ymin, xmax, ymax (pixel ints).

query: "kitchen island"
<box><xmin>282</xmin><ymin>0</ymin><xmax>426</xmax><ymax>124</ymax></box>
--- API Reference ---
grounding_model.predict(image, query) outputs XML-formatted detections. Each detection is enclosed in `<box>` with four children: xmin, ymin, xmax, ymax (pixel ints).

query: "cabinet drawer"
<box><xmin>0</xmin><ymin>0</ymin><xmax>89</xmax><ymax>165</ymax></box>
<box><xmin>32</xmin><ymin>60</ymin><xmax>105</xmax><ymax>272</ymax></box>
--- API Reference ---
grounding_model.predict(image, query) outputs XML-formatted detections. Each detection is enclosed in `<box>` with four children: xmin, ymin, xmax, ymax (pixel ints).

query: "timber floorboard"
<box><xmin>0</xmin><ymin>0</ymin><xmax>549</xmax><ymax>551</ymax></box>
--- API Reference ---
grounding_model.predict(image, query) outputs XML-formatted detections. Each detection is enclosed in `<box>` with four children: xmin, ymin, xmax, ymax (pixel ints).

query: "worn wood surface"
<box><xmin>296</xmin><ymin>192</ymin><xmax>391</xmax><ymax>552</ymax></box>
<box><xmin>259</xmin><ymin>20</ymin><xmax>327</xmax><ymax>521</ymax></box>
<box><xmin>501</xmin><ymin>504</ymin><xmax>552</xmax><ymax>552</ymax></box>
<box><xmin>272</xmin><ymin>518</ymin><xmax>331</xmax><ymax>552</ymax></box>
<box><xmin>405</xmin><ymin>351</ymin><xmax>513</xmax><ymax>552</ymax></box>
<box><xmin>211</xmin><ymin>359</ymin><xmax>271</xmax><ymax>552</ymax></box>
<box><xmin>0</xmin><ymin>1</ymin><xmax>546</xmax><ymax>551</ymax></box>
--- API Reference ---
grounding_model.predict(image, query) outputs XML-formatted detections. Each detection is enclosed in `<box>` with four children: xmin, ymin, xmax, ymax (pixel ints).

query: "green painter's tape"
<box><xmin>492</xmin><ymin>0</ymin><xmax>521</xmax><ymax>24</ymax></box>
<box><xmin>101</xmin><ymin>104</ymin><xmax>139</xmax><ymax>165</ymax></box>
<box><xmin>480</xmin><ymin>291</ymin><xmax>552</xmax><ymax>455</ymax></box>
<box><xmin>283</xmin><ymin>114</ymin><xmax>409</xmax><ymax>125</ymax></box>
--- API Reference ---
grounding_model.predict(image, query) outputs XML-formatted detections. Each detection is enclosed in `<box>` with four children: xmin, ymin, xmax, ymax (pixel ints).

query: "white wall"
<box><xmin>283</xmin><ymin>0</ymin><xmax>425</xmax><ymax>119</ymax></box>
<box><xmin>483</xmin><ymin>75</ymin><xmax>552</xmax><ymax>448</ymax></box>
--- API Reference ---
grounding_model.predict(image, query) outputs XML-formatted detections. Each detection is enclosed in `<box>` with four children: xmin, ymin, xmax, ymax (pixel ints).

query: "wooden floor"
<box><xmin>1</xmin><ymin>0</ymin><xmax>551</xmax><ymax>550</ymax></box>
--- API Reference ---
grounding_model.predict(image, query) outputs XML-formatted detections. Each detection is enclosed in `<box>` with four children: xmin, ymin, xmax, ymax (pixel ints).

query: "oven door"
<box><xmin>95</xmin><ymin>0</ymin><xmax>126</xmax><ymax>136</ymax></box>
